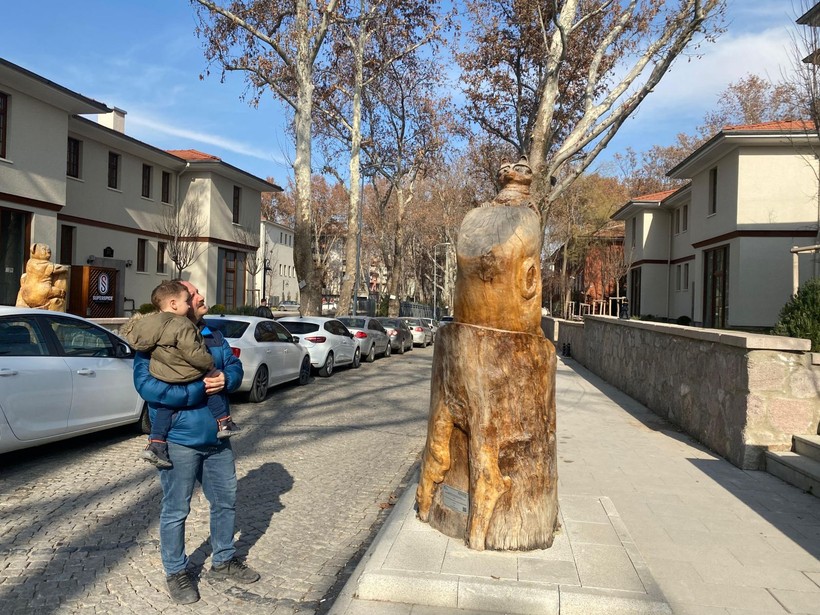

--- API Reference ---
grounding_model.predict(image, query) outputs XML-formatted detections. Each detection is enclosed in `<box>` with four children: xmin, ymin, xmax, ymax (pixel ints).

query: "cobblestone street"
<box><xmin>0</xmin><ymin>346</ymin><xmax>434</xmax><ymax>614</ymax></box>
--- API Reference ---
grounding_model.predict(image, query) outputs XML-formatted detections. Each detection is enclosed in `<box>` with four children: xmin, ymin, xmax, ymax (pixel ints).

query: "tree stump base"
<box><xmin>417</xmin><ymin>322</ymin><xmax>558</xmax><ymax>550</ymax></box>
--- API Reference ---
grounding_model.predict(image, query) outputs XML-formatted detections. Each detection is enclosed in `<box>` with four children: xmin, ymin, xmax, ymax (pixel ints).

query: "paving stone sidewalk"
<box><xmin>331</xmin><ymin>357</ymin><xmax>820</xmax><ymax>615</ymax></box>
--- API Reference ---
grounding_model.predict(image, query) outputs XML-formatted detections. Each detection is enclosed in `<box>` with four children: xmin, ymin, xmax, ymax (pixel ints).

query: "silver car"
<box><xmin>375</xmin><ymin>317</ymin><xmax>414</xmax><ymax>354</ymax></box>
<box><xmin>336</xmin><ymin>316</ymin><xmax>391</xmax><ymax>362</ymax></box>
<box><xmin>278</xmin><ymin>316</ymin><xmax>361</xmax><ymax>377</ymax></box>
<box><xmin>400</xmin><ymin>317</ymin><xmax>433</xmax><ymax>347</ymax></box>
<box><xmin>0</xmin><ymin>307</ymin><xmax>147</xmax><ymax>454</ymax></box>
<box><xmin>203</xmin><ymin>315</ymin><xmax>311</xmax><ymax>402</ymax></box>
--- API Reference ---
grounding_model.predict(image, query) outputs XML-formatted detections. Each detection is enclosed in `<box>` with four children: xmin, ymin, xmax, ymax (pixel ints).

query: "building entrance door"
<box><xmin>0</xmin><ymin>208</ymin><xmax>29</xmax><ymax>306</ymax></box>
<box><xmin>703</xmin><ymin>245</ymin><xmax>729</xmax><ymax>328</ymax></box>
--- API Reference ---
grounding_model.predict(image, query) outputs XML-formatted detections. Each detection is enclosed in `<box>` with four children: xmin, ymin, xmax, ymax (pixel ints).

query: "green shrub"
<box><xmin>137</xmin><ymin>303</ymin><xmax>156</xmax><ymax>314</ymax></box>
<box><xmin>234</xmin><ymin>304</ymin><xmax>256</xmax><ymax>315</ymax></box>
<box><xmin>773</xmin><ymin>277</ymin><xmax>820</xmax><ymax>352</ymax></box>
<box><xmin>676</xmin><ymin>315</ymin><xmax>692</xmax><ymax>326</ymax></box>
<box><xmin>209</xmin><ymin>304</ymin><xmax>228</xmax><ymax>315</ymax></box>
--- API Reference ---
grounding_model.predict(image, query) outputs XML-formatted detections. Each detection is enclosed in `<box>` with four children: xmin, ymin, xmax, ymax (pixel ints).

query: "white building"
<box><xmin>0</xmin><ymin>58</ymin><xmax>284</xmax><ymax>314</ymax></box>
<box><xmin>257</xmin><ymin>219</ymin><xmax>299</xmax><ymax>307</ymax></box>
<box><xmin>613</xmin><ymin>120</ymin><xmax>820</xmax><ymax>328</ymax></box>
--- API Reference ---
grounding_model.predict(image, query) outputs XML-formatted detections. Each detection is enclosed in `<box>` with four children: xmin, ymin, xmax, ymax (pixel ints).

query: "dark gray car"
<box><xmin>375</xmin><ymin>317</ymin><xmax>414</xmax><ymax>354</ymax></box>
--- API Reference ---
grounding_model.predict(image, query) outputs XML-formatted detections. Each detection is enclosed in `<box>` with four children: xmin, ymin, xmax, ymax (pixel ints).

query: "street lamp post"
<box><xmin>433</xmin><ymin>242</ymin><xmax>451</xmax><ymax>320</ymax></box>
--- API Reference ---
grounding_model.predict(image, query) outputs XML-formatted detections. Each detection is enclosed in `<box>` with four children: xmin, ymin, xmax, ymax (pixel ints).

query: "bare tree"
<box><xmin>313</xmin><ymin>0</ymin><xmax>449</xmax><ymax>315</ymax></box>
<box><xmin>459</xmin><ymin>0</ymin><xmax>726</xmax><ymax>228</ymax></box>
<box><xmin>156</xmin><ymin>200</ymin><xmax>206</xmax><ymax>277</ymax></box>
<box><xmin>234</xmin><ymin>224</ymin><xmax>263</xmax><ymax>304</ymax></box>
<box><xmin>193</xmin><ymin>0</ymin><xmax>340</xmax><ymax>315</ymax></box>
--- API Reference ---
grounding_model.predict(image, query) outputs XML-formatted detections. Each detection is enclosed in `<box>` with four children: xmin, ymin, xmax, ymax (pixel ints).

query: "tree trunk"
<box><xmin>417</xmin><ymin>204</ymin><xmax>558</xmax><ymax>551</ymax></box>
<box><xmin>292</xmin><ymin>0</ymin><xmax>320</xmax><ymax>316</ymax></box>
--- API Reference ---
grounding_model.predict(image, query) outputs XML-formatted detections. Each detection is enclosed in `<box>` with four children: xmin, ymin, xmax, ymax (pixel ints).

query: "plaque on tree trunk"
<box><xmin>417</xmin><ymin>157</ymin><xmax>558</xmax><ymax>551</ymax></box>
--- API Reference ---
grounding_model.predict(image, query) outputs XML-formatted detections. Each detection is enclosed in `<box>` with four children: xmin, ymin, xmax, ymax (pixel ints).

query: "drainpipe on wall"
<box><xmin>666</xmin><ymin>210</ymin><xmax>672</xmax><ymax>321</ymax></box>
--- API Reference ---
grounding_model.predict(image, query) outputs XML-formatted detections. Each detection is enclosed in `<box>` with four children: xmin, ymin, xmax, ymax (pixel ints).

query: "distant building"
<box><xmin>257</xmin><ymin>219</ymin><xmax>298</xmax><ymax>307</ymax></box>
<box><xmin>546</xmin><ymin>221</ymin><xmax>626</xmax><ymax>317</ymax></box>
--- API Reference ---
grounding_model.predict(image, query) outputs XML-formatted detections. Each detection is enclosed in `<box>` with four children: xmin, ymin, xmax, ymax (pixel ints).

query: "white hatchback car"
<box><xmin>0</xmin><ymin>307</ymin><xmax>147</xmax><ymax>454</ymax></box>
<box><xmin>203</xmin><ymin>315</ymin><xmax>312</xmax><ymax>402</ymax></box>
<box><xmin>278</xmin><ymin>316</ymin><xmax>361</xmax><ymax>377</ymax></box>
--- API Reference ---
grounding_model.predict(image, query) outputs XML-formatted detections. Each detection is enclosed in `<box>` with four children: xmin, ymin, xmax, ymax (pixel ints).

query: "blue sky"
<box><xmin>0</xmin><ymin>0</ymin><xmax>800</xmax><ymax>185</ymax></box>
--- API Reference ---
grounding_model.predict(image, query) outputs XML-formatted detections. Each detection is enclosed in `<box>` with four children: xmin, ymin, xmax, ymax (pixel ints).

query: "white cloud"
<box><xmin>128</xmin><ymin>114</ymin><xmax>288</xmax><ymax>165</ymax></box>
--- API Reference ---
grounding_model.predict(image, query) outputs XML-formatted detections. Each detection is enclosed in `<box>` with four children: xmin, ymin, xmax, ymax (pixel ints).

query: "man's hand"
<box><xmin>203</xmin><ymin>369</ymin><xmax>225</xmax><ymax>395</ymax></box>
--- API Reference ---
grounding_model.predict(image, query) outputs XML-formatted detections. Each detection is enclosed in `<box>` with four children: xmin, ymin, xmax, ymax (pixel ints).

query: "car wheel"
<box><xmin>319</xmin><ymin>352</ymin><xmax>334</xmax><ymax>377</ymax></box>
<box><xmin>138</xmin><ymin>402</ymin><xmax>151</xmax><ymax>434</ymax></box>
<box><xmin>366</xmin><ymin>344</ymin><xmax>376</xmax><ymax>363</ymax></box>
<box><xmin>248</xmin><ymin>365</ymin><xmax>269</xmax><ymax>403</ymax></box>
<box><xmin>298</xmin><ymin>355</ymin><xmax>311</xmax><ymax>385</ymax></box>
<box><xmin>384</xmin><ymin>342</ymin><xmax>392</xmax><ymax>358</ymax></box>
<box><xmin>352</xmin><ymin>347</ymin><xmax>361</xmax><ymax>368</ymax></box>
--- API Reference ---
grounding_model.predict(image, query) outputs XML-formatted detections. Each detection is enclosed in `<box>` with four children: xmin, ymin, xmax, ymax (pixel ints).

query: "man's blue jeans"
<box><xmin>159</xmin><ymin>441</ymin><xmax>237</xmax><ymax>575</ymax></box>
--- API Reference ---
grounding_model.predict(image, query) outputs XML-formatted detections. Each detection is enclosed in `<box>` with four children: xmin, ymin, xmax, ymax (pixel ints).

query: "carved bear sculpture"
<box><xmin>16</xmin><ymin>243</ymin><xmax>70</xmax><ymax>311</ymax></box>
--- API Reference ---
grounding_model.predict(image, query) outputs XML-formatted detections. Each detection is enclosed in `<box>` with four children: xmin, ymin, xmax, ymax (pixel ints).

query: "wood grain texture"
<box><xmin>417</xmin><ymin>205</ymin><xmax>558</xmax><ymax>551</ymax></box>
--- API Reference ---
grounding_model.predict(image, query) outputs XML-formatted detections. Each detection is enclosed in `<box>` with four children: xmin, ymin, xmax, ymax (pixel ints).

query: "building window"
<box><xmin>108</xmin><ymin>152</ymin><xmax>120</xmax><ymax>189</ymax></box>
<box><xmin>0</xmin><ymin>91</ymin><xmax>7</xmax><ymax>159</ymax></box>
<box><xmin>682</xmin><ymin>204</ymin><xmax>688</xmax><ymax>232</ymax></box>
<box><xmin>232</xmin><ymin>186</ymin><xmax>241</xmax><ymax>224</ymax></box>
<box><xmin>137</xmin><ymin>239</ymin><xmax>147</xmax><ymax>272</ymax></box>
<box><xmin>708</xmin><ymin>168</ymin><xmax>717</xmax><ymax>215</ymax></box>
<box><xmin>161</xmin><ymin>171</ymin><xmax>171</xmax><ymax>203</ymax></box>
<box><xmin>59</xmin><ymin>225</ymin><xmax>75</xmax><ymax>265</ymax></box>
<box><xmin>630</xmin><ymin>217</ymin><xmax>636</xmax><ymax>249</ymax></box>
<box><xmin>683</xmin><ymin>263</ymin><xmax>690</xmax><ymax>290</ymax></box>
<box><xmin>675</xmin><ymin>265</ymin><xmax>682</xmax><ymax>291</ymax></box>
<box><xmin>157</xmin><ymin>241</ymin><xmax>166</xmax><ymax>274</ymax></box>
<box><xmin>674</xmin><ymin>209</ymin><xmax>680</xmax><ymax>235</ymax></box>
<box><xmin>67</xmin><ymin>137</ymin><xmax>81</xmax><ymax>178</ymax></box>
<box><xmin>142</xmin><ymin>164</ymin><xmax>152</xmax><ymax>198</ymax></box>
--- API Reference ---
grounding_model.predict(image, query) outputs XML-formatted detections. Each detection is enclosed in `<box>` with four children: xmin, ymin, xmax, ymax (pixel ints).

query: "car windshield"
<box><xmin>280</xmin><ymin>321</ymin><xmax>320</xmax><ymax>334</ymax></box>
<box><xmin>379</xmin><ymin>318</ymin><xmax>399</xmax><ymax>327</ymax></box>
<box><xmin>337</xmin><ymin>317</ymin><xmax>365</xmax><ymax>328</ymax></box>
<box><xmin>403</xmin><ymin>318</ymin><xmax>421</xmax><ymax>325</ymax></box>
<box><xmin>204</xmin><ymin>318</ymin><xmax>249</xmax><ymax>339</ymax></box>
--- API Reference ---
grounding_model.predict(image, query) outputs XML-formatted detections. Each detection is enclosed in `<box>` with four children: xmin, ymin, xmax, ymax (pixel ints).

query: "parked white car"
<box><xmin>0</xmin><ymin>307</ymin><xmax>147</xmax><ymax>454</ymax></box>
<box><xmin>400</xmin><ymin>317</ymin><xmax>433</xmax><ymax>347</ymax></box>
<box><xmin>278</xmin><ymin>316</ymin><xmax>361</xmax><ymax>377</ymax></box>
<box><xmin>203</xmin><ymin>315</ymin><xmax>312</xmax><ymax>402</ymax></box>
<box><xmin>420</xmin><ymin>318</ymin><xmax>438</xmax><ymax>342</ymax></box>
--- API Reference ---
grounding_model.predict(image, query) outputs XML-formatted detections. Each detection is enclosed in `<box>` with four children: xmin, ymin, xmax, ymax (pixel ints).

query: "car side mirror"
<box><xmin>291</xmin><ymin>335</ymin><xmax>300</xmax><ymax>344</ymax></box>
<box><xmin>116</xmin><ymin>342</ymin><xmax>133</xmax><ymax>358</ymax></box>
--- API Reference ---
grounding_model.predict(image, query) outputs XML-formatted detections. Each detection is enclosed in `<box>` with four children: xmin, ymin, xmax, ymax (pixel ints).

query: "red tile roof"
<box><xmin>166</xmin><ymin>149</ymin><xmax>222</xmax><ymax>161</ymax></box>
<box><xmin>722</xmin><ymin>119</ymin><xmax>815</xmax><ymax>132</ymax></box>
<box><xmin>632</xmin><ymin>188</ymin><xmax>679</xmax><ymax>202</ymax></box>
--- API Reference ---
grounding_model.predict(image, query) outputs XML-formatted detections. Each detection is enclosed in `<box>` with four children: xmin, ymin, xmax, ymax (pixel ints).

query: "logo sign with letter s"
<box><xmin>99</xmin><ymin>273</ymin><xmax>109</xmax><ymax>295</ymax></box>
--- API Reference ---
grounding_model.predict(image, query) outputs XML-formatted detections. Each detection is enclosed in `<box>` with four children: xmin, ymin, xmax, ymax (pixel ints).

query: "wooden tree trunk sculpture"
<box><xmin>417</xmin><ymin>158</ymin><xmax>558</xmax><ymax>551</ymax></box>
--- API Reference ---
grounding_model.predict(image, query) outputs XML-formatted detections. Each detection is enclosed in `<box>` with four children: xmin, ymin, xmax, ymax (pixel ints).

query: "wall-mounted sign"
<box><xmin>92</xmin><ymin>272</ymin><xmax>113</xmax><ymax>302</ymax></box>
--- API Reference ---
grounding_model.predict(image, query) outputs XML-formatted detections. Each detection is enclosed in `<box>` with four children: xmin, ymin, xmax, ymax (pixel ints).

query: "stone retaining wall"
<box><xmin>546</xmin><ymin>316</ymin><xmax>820</xmax><ymax>470</ymax></box>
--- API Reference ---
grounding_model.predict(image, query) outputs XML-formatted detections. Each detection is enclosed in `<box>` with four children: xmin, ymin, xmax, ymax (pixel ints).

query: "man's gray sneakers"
<box><xmin>210</xmin><ymin>558</ymin><xmax>260</xmax><ymax>583</ymax></box>
<box><xmin>166</xmin><ymin>570</ymin><xmax>199</xmax><ymax>604</ymax></box>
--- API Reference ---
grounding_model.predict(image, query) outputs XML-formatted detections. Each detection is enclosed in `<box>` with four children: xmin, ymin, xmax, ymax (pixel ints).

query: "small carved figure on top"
<box><xmin>480</xmin><ymin>156</ymin><xmax>539</xmax><ymax>217</ymax></box>
<box><xmin>15</xmin><ymin>243</ymin><xmax>70</xmax><ymax>311</ymax></box>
